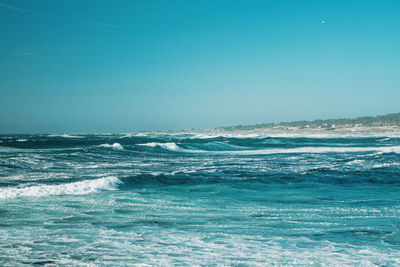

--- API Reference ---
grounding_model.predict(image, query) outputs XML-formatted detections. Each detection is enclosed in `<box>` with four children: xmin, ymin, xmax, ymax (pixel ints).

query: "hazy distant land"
<box><xmin>213</xmin><ymin>113</ymin><xmax>400</xmax><ymax>134</ymax></box>
<box><xmin>143</xmin><ymin>113</ymin><xmax>400</xmax><ymax>135</ymax></box>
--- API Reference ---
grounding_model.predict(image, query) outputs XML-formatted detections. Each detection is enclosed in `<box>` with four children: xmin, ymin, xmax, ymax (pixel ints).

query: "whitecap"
<box><xmin>229</xmin><ymin>145</ymin><xmax>400</xmax><ymax>155</ymax></box>
<box><xmin>345</xmin><ymin>159</ymin><xmax>366</xmax><ymax>165</ymax></box>
<box><xmin>98</xmin><ymin>143</ymin><xmax>124</xmax><ymax>150</ymax></box>
<box><xmin>120</xmin><ymin>133</ymin><xmax>148</xmax><ymax>138</ymax></box>
<box><xmin>371</xmin><ymin>162</ymin><xmax>400</xmax><ymax>169</ymax></box>
<box><xmin>47</xmin><ymin>134</ymin><xmax>83</xmax><ymax>138</ymax></box>
<box><xmin>0</xmin><ymin>176</ymin><xmax>121</xmax><ymax>200</ymax></box>
<box><xmin>175</xmin><ymin>145</ymin><xmax>400</xmax><ymax>155</ymax></box>
<box><xmin>192</xmin><ymin>133</ymin><xmax>262</xmax><ymax>139</ymax></box>
<box><xmin>191</xmin><ymin>132</ymin><xmax>400</xmax><ymax>139</ymax></box>
<box><xmin>138</xmin><ymin>142</ymin><xmax>180</xmax><ymax>151</ymax></box>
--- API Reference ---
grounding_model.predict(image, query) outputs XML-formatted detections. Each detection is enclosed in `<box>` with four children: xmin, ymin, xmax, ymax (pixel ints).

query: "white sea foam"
<box><xmin>48</xmin><ymin>134</ymin><xmax>83</xmax><ymax>138</ymax></box>
<box><xmin>228</xmin><ymin>145</ymin><xmax>400</xmax><ymax>155</ymax></box>
<box><xmin>16</xmin><ymin>139</ymin><xmax>27</xmax><ymax>142</ymax></box>
<box><xmin>345</xmin><ymin>159</ymin><xmax>366</xmax><ymax>165</ymax></box>
<box><xmin>190</xmin><ymin>132</ymin><xmax>400</xmax><ymax>139</ymax></box>
<box><xmin>0</xmin><ymin>176</ymin><xmax>121</xmax><ymax>200</ymax></box>
<box><xmin>371</xmin><ymin>162</ymin><xmax>400</xmax><ymax>169</ymax></box>
<box><xmin>138</xmin><ymin>142</ymin><xmax>180</xmax><ymax>151</ymax></box>
<box><xmin>98</xmin><ymin>143</ymin><xmax>124</xmax><ymax>150</ymax></box>
<box><xmin>193</xmin><ymin>133</ymin><xmax>262</xmax><ymax>139</ymax></box>
<box><xmin>120</xmin><ymin>133</ymin><xmax>148</xmax><ymax>138</ymax></box>
<box><xmin>173</xmin><ymin>145</ymin><xmax>400</xmax><ymax>155</ymax></box>
<box><xmin>137</xmin><ymin>142</ymin><xmax>400</xmax><ymax>155</ymax></box>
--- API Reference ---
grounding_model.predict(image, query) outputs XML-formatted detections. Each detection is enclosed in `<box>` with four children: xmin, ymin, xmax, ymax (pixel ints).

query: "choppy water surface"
<box><xmin>1</xmin><ymin>133</ymin><xmax>400</xmax><ymax>266</ymax></box>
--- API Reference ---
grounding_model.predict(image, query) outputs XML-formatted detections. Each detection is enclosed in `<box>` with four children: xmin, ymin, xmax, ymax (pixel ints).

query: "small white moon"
<box><xmin>321</xmin><ymin>20</ymin><xmax>326</xmax><ymax>24</ymax></box>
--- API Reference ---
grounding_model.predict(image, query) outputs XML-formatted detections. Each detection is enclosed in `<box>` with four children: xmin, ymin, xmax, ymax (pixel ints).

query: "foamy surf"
<box><xmin>192</xmin><ymin>133</ymin><xmax>262</xmax><ymax>139</ymax></box>
<box><xmin>136</xmin><ymin>142</ymin><xmax>400</xmax><ymax>155</ymax></box>
<box><xmin>47</xmin><ymin>134</ymin><xmax>83</xmax><ymax>138</ymax></box>
<box><xmin>0</xmin><ymin>176</ymin><xmax>121</xmax><ymax>200</ymax></box>
<box><xmin>138</xmin><ymin>142</ymin><xmax>180</xmax><ymax>151</ymax></box>
<box><xmin>180</xmin><ymin>145</ymin><xmax>400</xmax><ymax>155</ymax></box>
<box><xmin>190</xmin><ymin>132</ymin><xmax>400</xmax><ymax>139</ymax></box>
<box><xmin>371</xmin><ymin>162</ymin><xmax>400</xmax><ymax>169</ymax></box>
<box><xmin>98</xmin><ymin>143</ymin><xmax>124</xmax><ymax>150</ymax></box>
<box><xmin>1</xmin><ymin>133</ymin><xmax>400</xmax><ymax>265</ymax></box>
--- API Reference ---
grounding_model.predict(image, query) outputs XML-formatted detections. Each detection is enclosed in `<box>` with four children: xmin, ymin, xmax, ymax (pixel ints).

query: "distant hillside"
<box><xmin>217</xmin><ymin>113</ymin><xmax>400</xmax><ymax>131</ymax></box>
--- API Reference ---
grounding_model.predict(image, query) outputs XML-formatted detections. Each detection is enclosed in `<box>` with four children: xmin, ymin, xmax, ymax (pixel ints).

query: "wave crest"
<box><xmin>98</xmin><ymin>143</ymin><xmax>124</xmax><ymax>150</ymax></box>
<box><xmin>47</xmin><ymin>134</ymin><xmax>83</xmax><ymax>138</ymax></box>
<box><xmin>0</xmin><ymin>176</ymin><xmax>121</xmax><ymax>200</ymax></box>
<box><xmin>218</xmin><ymin>146</ymin><xmax>400</xmax><ymax>155</ymax></box>
<box><xmin>138</xmin><ymin>142</ymin><xmax>180</xmax><ymax>151</ymax></box>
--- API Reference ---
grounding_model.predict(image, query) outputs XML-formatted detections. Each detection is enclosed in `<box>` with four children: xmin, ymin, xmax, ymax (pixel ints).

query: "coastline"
<box><xmin>132</xmin><ymin>125</ymin><xmax>400</xmax><ymax>136</ymax></box>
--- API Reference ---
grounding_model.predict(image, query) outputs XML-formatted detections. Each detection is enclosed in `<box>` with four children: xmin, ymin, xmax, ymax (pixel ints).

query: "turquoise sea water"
<box><xmin>1</xmin><ymin>133</ymin><xmax>400</xmax><ymax>266</ymax></box>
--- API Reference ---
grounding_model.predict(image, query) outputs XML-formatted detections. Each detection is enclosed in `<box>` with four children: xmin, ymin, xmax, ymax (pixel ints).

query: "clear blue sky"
<box><xmin>1</xmin><ymin>0</ymin><xmax>399</xmax><ymax>133</ymax></box>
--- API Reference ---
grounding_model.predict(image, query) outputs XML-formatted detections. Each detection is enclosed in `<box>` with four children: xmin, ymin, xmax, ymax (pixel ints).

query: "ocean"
<box><xmin>0</xmin><ymin>133</ymin><xmax>399</xmax><ymax>266</ymax></box>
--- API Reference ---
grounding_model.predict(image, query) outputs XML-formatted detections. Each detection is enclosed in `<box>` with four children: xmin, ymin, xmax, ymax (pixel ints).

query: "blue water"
<box><xmin>1</xmin><ymin>133</ymin><xmax>400</xmax><ymax>266</ymax></box>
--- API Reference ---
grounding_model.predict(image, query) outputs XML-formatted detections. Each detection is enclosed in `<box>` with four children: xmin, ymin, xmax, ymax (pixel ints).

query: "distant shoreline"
<box><xmin>206</xmin><ymin>126</ymin><xmax>400</xmax><ymax>135</ymax></box>
<box><xmin>135</xmin><ymin>125</ymin><xmax>400</xmax><ymax>136</ymax></box>
<box><xmin>136</xmin><ymin>112</ymin><xmax>400</xmax><ymax>135</ymax></box>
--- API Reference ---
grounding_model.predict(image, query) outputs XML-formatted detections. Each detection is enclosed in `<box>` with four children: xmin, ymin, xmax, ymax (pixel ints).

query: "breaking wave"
<box><xmin>138</xmin><ymin>142</ymin><xmax>180</xmax><ymax>151</ymax></box>
<box><xmin>98</xmin><ymin>143</ymin><xmax>124</xmax><ymax>150</ymax></box>
<box><xmin>0</xmin><ymin>176</ymin><xmax>121</xmax><ymax>200</ymax></box>
<box><xmin>371</xmin><ymin>162</ymin><xmax>400</xmax><ymax>169</ymax></box>
<box><xmin>136</xmin><ymin>142</ymin><xmax>400</xmax><ymax>155</ymax></box>
<box><xmin>1</xmin><ymin>133</ymin><xmax>400</xmax><ymax>265</ymax></box>
<box><xmin>47</xmin><ymin>134</ymin><xmax>83</xmax><ymax>138</ymax></box>
<box><xmin>221</xmin><ymin>145</ymin><xmax>400</xmax><ymax>155</ymax></box>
